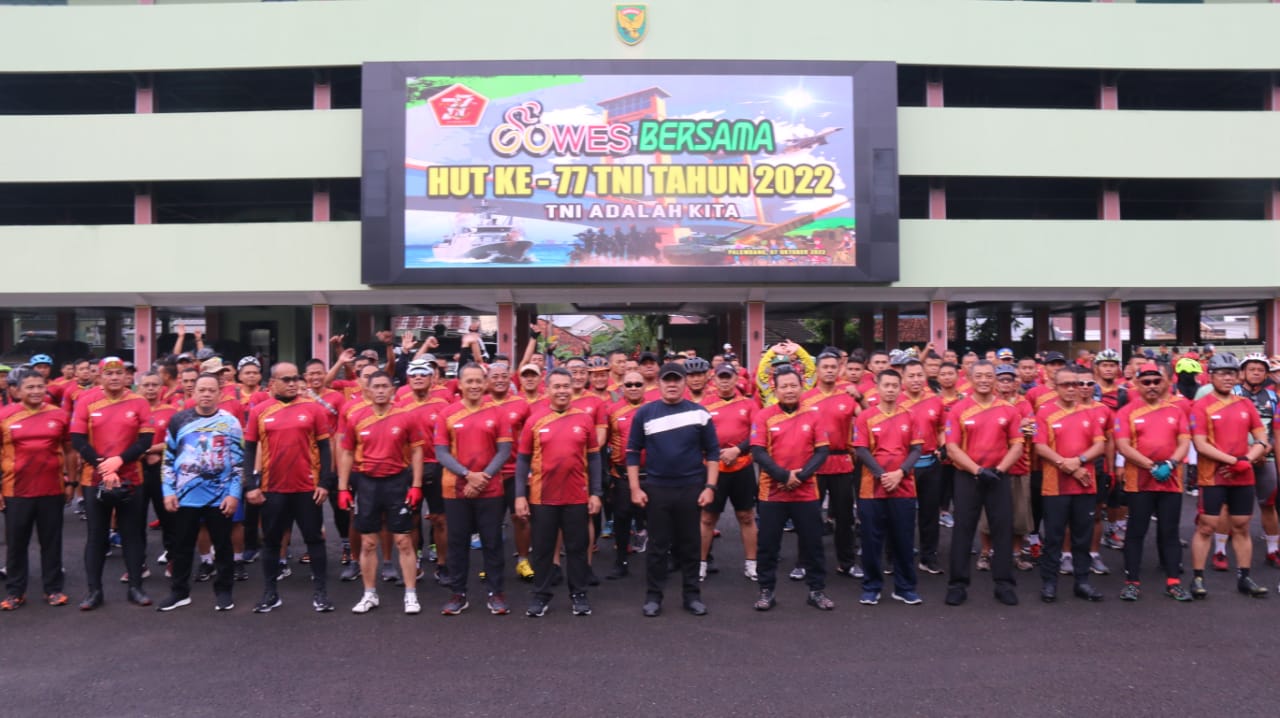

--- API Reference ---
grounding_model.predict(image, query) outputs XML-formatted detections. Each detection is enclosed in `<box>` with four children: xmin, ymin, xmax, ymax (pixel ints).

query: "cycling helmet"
<box><xmin>29</xmin><ymin>353</ymin><xmax>53</xmax><ymax>366</ymax></box>
<box><xmin>683</xmin><ymin>357</ymin><xmax>711</xmax><ymax>374</ymax></box>
<box><xmin>1239</xmin><ymin>352</ymin><xmax>1269</xmax><ymax>371</ymax></box>
<box><xmin>1174</xmin><ymin>357</ymin><xmax>1202</xmax><ymax>375</ymax></box>
<box><xmin>887</xmin><ymin>349</ymin><xmax>910</xmax><ymax>367</ymax></box>
<box><xmin>1094</xmin><ymin>348</ymin><xmax>1121</xmax><ymax>364</ymax></box>
<box><xmin>1207</xmin><ymin>353</ymin><xmax>1240</xmax><ymax>372</ymax></box>
<box><xmin>585</xmin><ymin>356</ymin><xmax>610</xmax><ymax>372</ymax></box>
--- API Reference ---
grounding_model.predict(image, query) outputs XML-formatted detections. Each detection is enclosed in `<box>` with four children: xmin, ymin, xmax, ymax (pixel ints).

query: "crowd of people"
<box><xmin>1</xmin><ymin>333</ymin><xmax>1277</xmax><ymax>616</ymax></box>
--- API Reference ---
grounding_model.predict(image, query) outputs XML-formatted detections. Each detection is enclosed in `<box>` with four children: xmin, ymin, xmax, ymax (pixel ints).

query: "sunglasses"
<box><xmin>1057</xmin><ymin>381</ymin><xmax>1091</xmax><ymax>388</ymax></box>
<box><xmin>1137</xmin><ymin>379</ymin><xmax>1162</xmax><ymax>387</ymax></box>
<box><xmin>622</xmin><ymin>382</ymin><xmax>645</xmax><ymax>388</ymax></box>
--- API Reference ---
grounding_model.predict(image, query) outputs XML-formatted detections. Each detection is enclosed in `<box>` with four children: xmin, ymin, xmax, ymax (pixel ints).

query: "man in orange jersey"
<box><xmin>515</xmin><ymin>368</ymin><xmax>602</xmax><ymax>617</ymax></box>
<box><xmin>302</xmin><ymin>358</ymin><xmax>351</xmax><ymax>567</ymax></box>
<box><xmin>485</xmin><ymin>361</ymin><xmax>534</xmax><ymax>582</ymax></box>
<box><xmin>70</xmin><ymin>357</ymin><xmax>155</xmax><ymax>610</ymax></box>
<box><xmin>605</xmin><ymin>371</ymin><xmax>648</xmax><ymax>580</ymax></box>
<box><xmin>337</xmin><ymin>371</ymin><xmax>425</xmax><ymax>615</ymax></box>
<box><xmin>433</xmin><ymin>363</ymin><xmax>513</xmax><ymax>616</ymax></box>
<box><xmin>1034</xmin><ymin>365</ymin><xmax>1107</xmax><ymax>603</ymax></box>
<box><xmin>245</xmin><ymin>362</ymin><xmax>336</xmax><ymax>613</ymax></box>
<box><xmin>943</xmin><ymin>361</ymin><xmax>1024</xmax><ymax>608</ymax></box>
<box><xmin>750</xmin><ymin>368</ymin><xmax>833</xmax><ymax>612</ymax></box>
<box><xmin>138</xmin><ymin>371</ymin><xmax>178</xmax><ymax>576</ymax></box>
<box><xmin>899</xmin><ymin>359</ymin><xmax>947</xmax><ymax>575</ymax></box>
<box><xmin>802</xmin><ymin>351</ymin><xmax>859</xmax><ymax>579</ymax></box>
<box><xmin>852</xmin><ymin>369</ymin><xmax>923</xmax><ymax>606</ymax></box>
<box><xmin>1114</xmin><ymin>362</ymin><xmax>1192</xmax><ymax>602</ymax></box>
<box><xmin>1188</xmin><ymin>353</ymin><xmax>1270</xmax><ymax>598</ymax></box>
<box><xmin>0</xmin><ymin>371</ymin><xmax>74</xmax><ymax>609</ymax></box>
<box><xmin>701</xmin><ymin>363</ymin><xmax>759</xmax><ymax>581</ymax></box>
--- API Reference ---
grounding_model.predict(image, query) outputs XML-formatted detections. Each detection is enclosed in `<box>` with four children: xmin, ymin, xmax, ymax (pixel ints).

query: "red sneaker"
<box><xmin>1212</xmin><ymin>551</ymin><xmax>1229</xmax><ymax>572</ymax></box>
<box><xmin>1266</xmin><ymin>551</ymin><xmax>1280</xmax><ymax>569</ymax></box>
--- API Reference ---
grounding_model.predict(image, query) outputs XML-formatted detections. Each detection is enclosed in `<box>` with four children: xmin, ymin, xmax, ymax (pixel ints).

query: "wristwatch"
<box><xmin>703</xmin><ymin>483</ymin><xmax>718</xmax><ymax>493</ymax></box>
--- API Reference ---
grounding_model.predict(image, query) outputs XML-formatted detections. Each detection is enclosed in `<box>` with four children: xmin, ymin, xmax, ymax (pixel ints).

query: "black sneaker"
<box><xmin>156</xmin><ymin>593</ymin><xmax>191</xmax><ymax>612</ymax></box>
<box><xmin>571</xmin><ymin>592</ymin><xmax>592</xmax><ymax>616</ymax></box>
<box><xmin>253</xmin><ymin>593</ymin><xmax>282</xmax><ymax>613</ymax></box>
<box><xmin>1238</xmin><ymin>576</ymin><xmax>1268</xmax><ymax>598</ymax></box>
<box><xmin>753</xmin><ymin>588</ymin><xmax>776</xmax><ymax>611</ymax></box>
<box><xmin>1190</xmin><ymin>576</ymin><xmax>1208</xmax><ymax>600</ymax></box>
<box><xmin>944</xmin><ymin>586</ymin><xmax>967</xmax><ymax>606</ymax></box>
<box><xmin>526</xmin><ymin>596</ymin><xmax>550</xmax><ymax>617</ymax></box>
<box><xmin>214</xmin><ymin>593</ymin><xmax>235</xmax><ymax>611</ymax></box>
<box><xmin>312</xmin><ymin>591</ymin><xmax>335</xmax><ymax>613</ymax></box>
<box><xmin>233</xmin><ymin>561</ymin><xmax>249</xmax><ymax>582</ymax></box>
<box><xmin>917</xmin><ymin>558</ymin><xmax>943</xmax><ymax>575</ymax></box>
<box><xmin>1165</xmin><ymin>583</ymin><xmax>1193</xmax><ymax>602</ymax></box>
<box><xmin>806</xmin><ymin>590</ymin><xmax>835</xmax><ymax>611</ymax></box>
<box><xmin>195</xmin><ymin>561</ymin><xmax>215</xmax><ymax>583</ymax></box>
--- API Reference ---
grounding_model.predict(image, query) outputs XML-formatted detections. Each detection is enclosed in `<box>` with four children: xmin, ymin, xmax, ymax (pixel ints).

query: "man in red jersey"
<box><xmin>898</xmin><ymin>359</ymin><xmax>947</xmax><ymax>575</ymax></box>
<box><xmin>434</xmin><ymin>363</ymin><xmax>513</xmax><ymax>616</ymax></box>
<box><xmin>701</xmin><ymin>363</ymin><xmax>759</xmax><ymax>581</ymax></box>
<box><xmin>70</xmin><ymin>357</ymin><xmax>155</xmax><ymax>610</ymax></box>
<box><xmin>606</xmin><ymin>349</ymin><xmax>629</xmax><ymax>392</ymax></box>
<box><xmin>515</xmin><ymin>368</ymin><xmax>603</xmax><ymax>617</ymax></box>
<box><xmin>517</xmin><ymin>364</ymin><xmax>544</xmax><ymax>402</ymax></box>
<box><xmin>337</xmin><ymin>371</ymin><xmax>425</xmax><ymax>615</ymax></box>
<box><xmin>245</xmin><ymin>362</ymin><xmax>336</xmax><ymax>613</ymax></box>
<box><xmin>852</xmin><ymin>369</ymin><xmax>923</xmax><ymax>606</ymax></box>
<box><xmin>980</xmin><ymin>364</ymin><xmax>1036</xmax><ymax>574</ymax></box>
<box><xmin>585</xmin><ymin>356</ymin><xmax>616</xmax><ymax>404</ymax></box>
<box><xmin>1034</xmin><ymin>365</ymin><xmax>1107</xmax><ymax>603</ymax></box>
<box><xmin>802</xmin><ymin>351</ymin><xmax>859</xmax><ymax>579</ymax></box>
<box><xmin>60</xmin><ymin>358</ymin><xmax>95</xmax><ymax>418</ymax></box>
<box><xmin>605</xmin><ymin>370</ymin><xmax>648</xmax><ymax>580</ymax></box>
<box><xmin>0</xmin><ymin>371</ymin><xmax>74</xmax><ymax>609</ymax></box>
<box><xmin>750</xmin><ymin>368</ymin><xmax>834</xmax><ymax>612</ymax></box>
<box><xmin>1114</xmin><ymin>363</ymin><xmax>1192</xmax><ymax>602</ymax></box>
<box><xmin>138</xmin><ymin>371</ymin><xmax>178</xmax><ymax>577</ymax></box>
<box><xmin>302</xmin><ymin>357</ymin><xmax>351</xmax><ymax>567</ymax></box>
<box><xmin>1188</xmin><ymin>353</ymin><xmax>1270</xmax><ymax>598</ymax></box>
<box><xmin>484</xmin><ymin>361</ymin><xmax>534</xmax><ymax>582</ymax></box>
<box><xmin>393</xmin><ymin>359</ymin><xmax>450</xmax><ymax>585</ymax></box>
<box><xmin>943</xmin><ymin>361</ymin><xmax>1024</xmax><ymax>607</ymax></box>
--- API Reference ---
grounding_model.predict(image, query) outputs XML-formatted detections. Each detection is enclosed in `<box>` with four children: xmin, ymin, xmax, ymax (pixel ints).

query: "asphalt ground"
<box><xmin>1</xmin><ymin>493</ymin><xmax>1277</xmax><ymax>718</ymax></box>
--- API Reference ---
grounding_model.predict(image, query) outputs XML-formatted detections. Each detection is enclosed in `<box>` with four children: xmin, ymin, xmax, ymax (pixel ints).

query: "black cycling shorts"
<box><xmin>422</xmin><ymin>463</ymin><xmax>443</xmax><ymax>516</ymax></box>
<box><xmin>1200</xmin><ymin>484</ymin><xmax>1255</xmax><ymax>518</ymax></box>
<box><xmin>353</xmin><ymin>471</ymin><xmax>414</xmax><ymax>534</ymax></box>
<box><xmin>705</xmin><ymin>466</ymin><xmax>757</xmax><ymax>514</ymax></box>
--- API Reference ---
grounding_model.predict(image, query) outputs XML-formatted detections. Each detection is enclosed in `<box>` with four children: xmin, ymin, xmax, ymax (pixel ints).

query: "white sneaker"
<box><xmin>744</xmin><ymin>560</ymin><xmax>758</xmax><ymax>582</ymax></box>
<box><xmin>351</xmin><ymin>592</ymin><xmax>380</xmax><ymax>614</ymax></box>
<box><xmin>156</xmin><ymin>551</ymin><xmax>169</xmax><ymax>565</ymax></box>
<box><xmin>1059</xmin><ymin>553</ymin><xmax>1074</xmax><ymax>576</ymax></box>
<box><xmin>699</xmin><ymin>561</ymin><xmax>708</xmax><ymax>582</ymax></box>
<box><xmin>404</xmin><ymin>593</ymin><xmax>421</xmax><ymax>615</ymax></box>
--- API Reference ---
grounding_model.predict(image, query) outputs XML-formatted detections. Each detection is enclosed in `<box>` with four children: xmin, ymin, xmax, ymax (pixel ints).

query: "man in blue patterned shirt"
<box><xmin>157</xmin><ymin>373</ymin><xmax>244</xmax><ymax>612</ymax></box>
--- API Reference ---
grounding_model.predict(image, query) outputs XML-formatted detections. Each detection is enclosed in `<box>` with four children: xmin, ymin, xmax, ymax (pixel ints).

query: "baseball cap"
<box><xmin>0</xmin><ymin>364</ymin><xmax>11</xmax><ymax>373</ymax></box>
<box><xmin>176</xmin><ymin>352</ymin><xmax>194</xmax><ymax>362</ymax></box>
<box><xmin>714</xmin><ymin>364</ymin><xmax>737</xmax><ymax>378</ymax></box>
<box><xmin>200</xmin><ymin>357</ymin><xmax>231</xmax><ymax>374</ymax></box>
<box><xmin>1136</xmin><ymin>363</ymin><xmax>1163</xmax><ymax>378</ymax></box>
<box><xmin>1043</xmin><ymin>351</ymin><xmax>1066</xmax><ymax>364</ymax></box>
<box><xmin>406</xmin><ymin>359</ymin><xmax>435</xmax><ymax>377</ymax></box>
<box><xmin>359</xmin><ymin>349</ymin><xmax>380</xmax><ymax>361</ymax></box>
<box><xmin>195</xmin><ymin>347</ymin><xmax>216</xmax><ymax>361</ymax></box>
<box><xmin>770</xmin><ymin>354</ymin><xmax>792</xmax><ymax>367</ymax></box>
<box><xmin>518</xmin><ymin>363</ymin><xmax>542</xmax><ymax>376</ymax></box>
<box><xmin>1143</xmin><ymin>349</ymin><xmax>1156</xmax><ymax>359</ymax></box>
<box><xmin>99</xmin><ymin>356</ymin><xmax>126</xmax><ymax>372</ymax></box>
<box><xmin>638</xmin><ymin>351</ymin><xmax>659</xmax><ymax>364</ymax></box>
<box><xmin>994</xmin><ymin>364</ymin><xmax>1017</xmax><ymax>377</ymax></box>
<box><xmin>659</xmin><ymin>362</ymin><xmax>686</xmax><ymax>379</ymax></box>
<box><xmin>996</xmin><ymin>347</ymin><xmax>1014</xmax><ymax>360</ymax></box>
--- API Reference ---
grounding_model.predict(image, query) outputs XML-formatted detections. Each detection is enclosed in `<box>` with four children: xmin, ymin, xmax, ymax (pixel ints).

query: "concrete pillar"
<box><xmin>497</xmin><ymin>302</ymin><xmax>516</xmax><ymax>361</ymax></box>
<box><xmin>995</xmin><ymin>306</ymin><xmax>1013</xmax><ymax>347</ymax></box>
<box><xmin>746</xmin><ymin>302</ymin><xmax>765</xmax><ymax>374</ymax></box>
<box><xmin>1265</xmin><ymin>299</ymin><xmax>1280</xmax><ymax>357</ymax></box>
<box><xmin>311</xmin><ymin>304</ymin><xmax>331</xmax><ymax>364</ymax></box>
<box><xmin>1175</xmin><ymin>302</ymin><xmax>1200</xmax><ymax>347</ymax></box>
<box><xmin>56</xmin><ymin>311</ymin><xmax>75</xmax><ymax>341</ymax></box>
<box><xmin>1129</xmin><ymin>302</ymin><xmax>1146</xmax><ymax>347</ymax></box>
<box><xmin>134</xmin><ymin>306</ymin><xmax>153</xmax><ymax>373</ymax></box>
<box><xmin>1071</xmin><ymin>308</ymin><xmax>1087</xmax><ymax>343</ymax></box>
<box><xmin>928</xmin><ymin>300</ymin><xmax>948</xmax><ymax>355</ymax></box>
<box><xmin>928</xmin><ymin>180</ymin><xmax>946</xmax><ymax>220</ymax></box>
<box><xmin>204</xmin><ymin>308</ymin><xmax>222</xmax><ymax>342</ymax></box>
<box><xmin>1100</xmin><ymin>299</ymin><xmax>1122</xmax><ymax>353</ymax></box>
<box><xmin>134</xmin><ymin>184</ymin><xmax>153</xmax><ymax>225</ymax></box>
<box><xmin>831</xmin><ymin>307</ymin><xmax>847</xmax><ymax>349</ymax></box>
